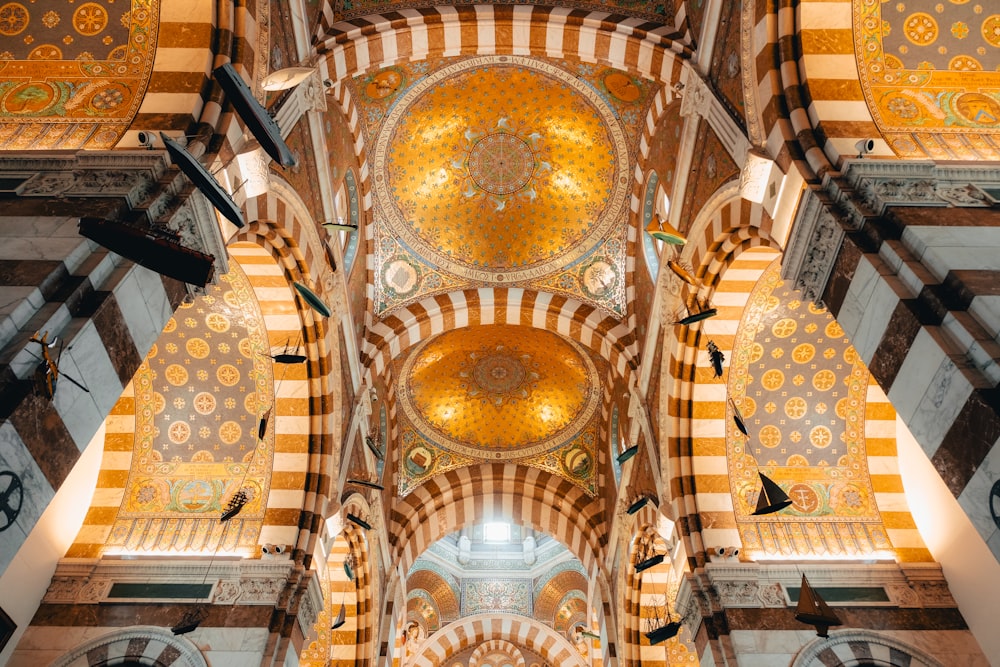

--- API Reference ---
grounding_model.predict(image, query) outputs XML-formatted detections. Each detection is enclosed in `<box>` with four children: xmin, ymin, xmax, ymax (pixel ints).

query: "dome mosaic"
<box><xmin>373</xmin><ymin>55</ymin><xmax>630</xmax><ymax>283</ymax></box>
<box><xmin>397</xmin><ymin>325</ymin><xmax>600</xmax><ymax>459</ymax></box>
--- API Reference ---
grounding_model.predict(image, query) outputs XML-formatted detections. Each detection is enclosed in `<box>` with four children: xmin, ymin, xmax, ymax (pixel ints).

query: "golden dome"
<box><xmin>373</xmin><ymin>56</ymin><xmax>630</xmax><ymax>283</ymax></box>
<box><xmin>397</xmin><ymin>325</ymin><xmax>600</xmax><ymax>458</ymax></box>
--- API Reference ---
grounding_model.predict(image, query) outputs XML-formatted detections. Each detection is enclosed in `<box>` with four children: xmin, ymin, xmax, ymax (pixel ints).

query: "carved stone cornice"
<box><xmin>43</xmin><ymin>557</ymin><xmax>297</xmax><ymax>606</ymax></box>
<box><xmin>780</xmin><ymin>189</ymin><xmax>845</xmax><ymax>304</ymax></box>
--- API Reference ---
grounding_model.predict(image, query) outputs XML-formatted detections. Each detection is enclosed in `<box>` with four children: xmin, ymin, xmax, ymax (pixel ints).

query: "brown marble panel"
<box><xmin>868</xmin><ymin>300</ymin><xmax>921</xmax><ymax>392</ymax></box>
<box><xmin>31</xmin><ymin>602</ymin><xmax>273</xmax><ymax>627</ymax></box>
<box><xmin>0</xmin><ymin>260</ymin><xmax>64</xmax><ymax>288</ymax></box>
<box><xmin>9</xmin><ymin>392</ymin><xmax>77</xmax><ymax>490</ymax></box>
<box><xmin>893</xmin><ymin>206</ymin><xmax>1000</xmax><ymax>227</ymax></box>
<box><xmin>945</xmin><ymin>270</ymin><xmax>1000</xmax><ymax>308</ymax></box>
<box><xmin>723</xmin><ymin>606</ymin><xmax>968</xmax><ymax>631</ymax></box>
<box><xmin>931</xmin><ymin>388</ymin><xmax>1000</xmax><ymax>496</ymax></box>
<box><xmin>125</xmin><ymin>637</ymin><xmax>150</xmax><ymax>658</ymax></box>
<box><xmin>822</xmin><ymin>233</ymin><xmax>864</xmax><ymax>317</ymax></box>
<box><xmin>91</xmin><ymin>292</ymin><xmax>143</xmax><ymax>387</ymax></box>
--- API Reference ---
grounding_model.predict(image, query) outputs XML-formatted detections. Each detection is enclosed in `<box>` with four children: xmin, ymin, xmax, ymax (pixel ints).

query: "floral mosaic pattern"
<box><xmin>396</xmin><ymin>326</ymin><xmax>599</xmax><ymax>495</ymax></box>
<box><xmin>0</xmin><ymin>0</ymin><xmax>159</xmax><ymax>149</ymax></box>
<box><xmin>728</xmin><ymin>261</ymin><xmax>892</xmax><ymax>557</ymax></box>
<box><xmin>109</xmin><ymin>263</ymin><xmax>274</xmax><ymax>553</ymax></box>
<box><xmin>855</xmin><ymin>0</ymin><xmax>1000</xmax><ymax>158</ymax></box>
<box><xmin>369</xmin><ymin>56</ymin><xmax>635</xmax><ymax>318</ymax></box>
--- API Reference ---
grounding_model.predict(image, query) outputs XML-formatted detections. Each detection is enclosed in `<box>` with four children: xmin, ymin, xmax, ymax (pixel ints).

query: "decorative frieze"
<box><xmin>43</xmin><ymin>557</ymin><xmax>295</xmax><ymax>606</ymax></box>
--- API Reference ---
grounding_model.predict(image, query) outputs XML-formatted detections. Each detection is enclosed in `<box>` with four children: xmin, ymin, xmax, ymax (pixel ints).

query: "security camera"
<box><xmin>722</xmin><ymin>546</ymin><xmax>740</xmax><ymax>558</ymax></box>
<box><xmin>855</xmin><ymin>139</ymin><xmax>875</xmax><ymax>158</ymax></box>
<box><xmin>137</xmin><ymin>131</ymin><xmax>155</xmax><ymax>149</ymax></box>
<box><xmin>261</xmin><ymin>543</ymin><xmax>285</xmax><ymax>556</ymax></box>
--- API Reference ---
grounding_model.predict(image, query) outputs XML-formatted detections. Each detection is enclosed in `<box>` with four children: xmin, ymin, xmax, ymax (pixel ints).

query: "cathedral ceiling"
<box><xmin>363</xmin><ymin>55</ymin><xmax>655</xmax><ymax>319</ymax></box>
<box><xmin>395</xmin><ymin>325</ymin><xmax>600</xmax><ymax>495</ymax></box>
<box><xmin>856</xmin><ymin>0</ymin><xmax>1000</xmax><ymax>157</ymax></box>
<box><xmin>0</xmin><ymin>0</ymin><xmax>158</xmax><ymax>149</ymax></box>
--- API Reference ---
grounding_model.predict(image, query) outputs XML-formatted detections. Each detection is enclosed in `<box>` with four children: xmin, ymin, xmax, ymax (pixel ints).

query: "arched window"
<box><xmin>640</xmin><ymin>171</ymin><xmax>660</xmax><ymax>282</ymax></box>
<box><xmin>610</xmin><ymin>404</ymin><xmax>622</xmax><ymax>485</ymax></box>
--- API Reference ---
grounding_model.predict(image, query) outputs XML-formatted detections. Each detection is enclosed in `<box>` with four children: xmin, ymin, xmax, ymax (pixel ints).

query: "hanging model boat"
<box><xmin>646</xmin><ymin>217</ymin><xmax>686</xmax><ymax>245</ymax></box>
<box><xmin>293</xmin><ymin>281</ymin><xmax>332</xmax><ymax>318</ymax></box>
<box><xmin>794</xmin><ymin>574</ymin><xmax>843</xmax><ymax>637</ymax></box>
<box><xmin>751</xmin><ymin>472</ymin><xmax>793</xmax><ymax>516</ymax></box>
<box><xmin>160</xmin><ymin>133</ymin><xmax>246</xmax><ymax>229</ymax></box>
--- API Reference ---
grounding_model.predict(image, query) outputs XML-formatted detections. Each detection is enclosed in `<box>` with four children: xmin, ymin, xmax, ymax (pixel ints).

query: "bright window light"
<box><xmin>483</xmin><ymin>522</ymin><xmax>509</xmax><ymax>543</ymax></box>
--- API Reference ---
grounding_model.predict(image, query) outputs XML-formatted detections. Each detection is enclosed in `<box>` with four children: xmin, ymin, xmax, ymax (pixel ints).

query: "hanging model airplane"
<box><xmin>26</xmin><ymin>332</ymin><xmax>90</xmax><ymax>399</ymax></box>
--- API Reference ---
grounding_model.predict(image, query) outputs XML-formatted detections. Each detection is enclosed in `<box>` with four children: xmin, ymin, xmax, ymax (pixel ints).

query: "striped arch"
<box><xmin>316</xmin><ymin>8</ymin><xmax>693</xmax><ymax>81</ymax></box>
<box><xmin>50</xmin><ymin>626</ymin><xmax>208</xmax><ymax>667</ymax></box>
<box><xmin>411</xmin><ymin>613</ymin><xmax>587</xmax><ymax>667</ymax></box>
<box><xmin>389</xmin><ymin>464</ymin><xmax>608</xmax><ymax>578</ymax></box>
<box><xmin>362</xmin><ymin>288</ymin><xmax>638</xmax><ymax>382</ymax></box>
<box><xmin>469</xmin><ymin>639</ymin><xmax>525</xmax><ymax>667</ymax></box>
<box><xmin>407</xmin><ymin>569</ymin><xmax>461</xmax><ymax>624</ymax></box>
<box><xmin>534</xmin><ymin>571</ymin><xmax>588</xmax><ymax>626</ymax></box>
<box><xmin>327</xmin><ymin>493</ymin><xmax>378</xmax><ymax>667</ymax></box>
<box><xmin>657</xmin><ymin>188</ymin><xmax>783</xmax><ymax>568</ymax></box>
<box><xmin>227</xmin><ymin>178</ymin><xmax>349</xmax><ymax>563</ymax></box>
<box><xmin>790</xmin><ymin>630</ymin><xmax>945</xmax><ymax>667</ymax></box>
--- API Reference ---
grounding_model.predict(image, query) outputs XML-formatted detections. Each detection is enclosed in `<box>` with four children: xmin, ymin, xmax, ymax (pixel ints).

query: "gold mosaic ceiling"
<box><xmin>398</xmin><ymin>325</ymin><xmax>598</xmax><ymax>457</ymax></box>
<box><xmin>373</xmin><ymin>56</ymin><xmax>631</xmax><ymax>284</ymax></box>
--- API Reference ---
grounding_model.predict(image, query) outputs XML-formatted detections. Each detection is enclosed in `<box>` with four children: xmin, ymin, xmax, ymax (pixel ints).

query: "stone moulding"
<box><xmin>43</xmin><ymin>558</ymin><xmax>296</xmax><ymax>606</ymax></box>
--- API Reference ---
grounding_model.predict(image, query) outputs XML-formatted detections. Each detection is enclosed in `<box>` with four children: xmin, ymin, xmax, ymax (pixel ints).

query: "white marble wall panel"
<box><xmin>969</xmin><ymin>295</ymin><xmax>1000</xmax><ymax>343</ymax></box>
<box><xmin>56</xmin><ymin>322</ymin><xmax>124</xmax><ymax>450</ymax></box>
<box><xmin>834</xmin><ymin>255</ymin><xmax>879</xmax><ymax>345</ymax></box>
<box><xmin>887</xmin><ymin>328</ymin><xmax>973</xmax><ymax>458</ymax></box>
<box><xmin>851</xmin><ymin>275</ymin><xmax>900</xmax><ymax>364</ymax></box>
<box><xmin>0</xmin><ymin>422</ymin><xmax>53</xmax><ymax>576</ymax></box>
<box><xmin>113</xmin><ymin>265</ymin><xmax>171</xmax><ymax>360</ymax></box>
<box><xmin>956</xmin><ymin>434</ymin><xmax>1000</xmax><ymax>560</ymax></box>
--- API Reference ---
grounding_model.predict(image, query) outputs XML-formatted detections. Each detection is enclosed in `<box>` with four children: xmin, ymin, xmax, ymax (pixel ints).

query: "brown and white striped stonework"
<box><xmin>410</xmin><ymin>614</ymin><xmax>586</xmax><ymax>667</ymax></box>
<box><xmin>784</xmin><ymin>160</ymin><xmax>1000</xmax><ymax>564</ymax></box>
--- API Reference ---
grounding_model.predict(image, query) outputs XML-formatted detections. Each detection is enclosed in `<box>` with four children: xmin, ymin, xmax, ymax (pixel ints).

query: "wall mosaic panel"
<box><xmin>0</xmin><ymin>0</ymin><xmax>159</xmax><ymax>149</ymax></box>
<box><xmin>855</xmin><ymin>0</ymin><xmax>1000</xmax><ymax>158</ymax></box>
<box><xmin>460</xmin><ymin>578</ymin><xmax>533</xmax><ymax>616</ymax></box>
<box><xmin>727</xmin><ymin>262</ymin><xmax>892</xmax><ymax>558</ymax></box>
<box><xmin>109</xmin><ymin>263</ymin><xmax>274</xmax><ymax>553</ymax></box>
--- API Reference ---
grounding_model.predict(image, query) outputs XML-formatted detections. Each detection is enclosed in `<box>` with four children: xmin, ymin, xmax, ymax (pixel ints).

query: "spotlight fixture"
<box><xmin>346</xmin><ymin>512</ymin><xmax>371</xmax><ymax>530</ymax></box>
<box><xmin>855</xmin><ymin>138</ymin><xmax>875</xmax><ymax>158</ymax></box>
<box><xmin>616</xmin><ymin>444</ymin><xmax>639</xmax><ymax>464</ymax></box>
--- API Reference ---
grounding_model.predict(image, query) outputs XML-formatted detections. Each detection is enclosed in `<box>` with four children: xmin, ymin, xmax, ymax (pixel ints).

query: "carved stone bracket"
<box><xmin>780</xmin><ymin>190</ymin><xmax>846</xmax><ymax>304</ymax></box>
